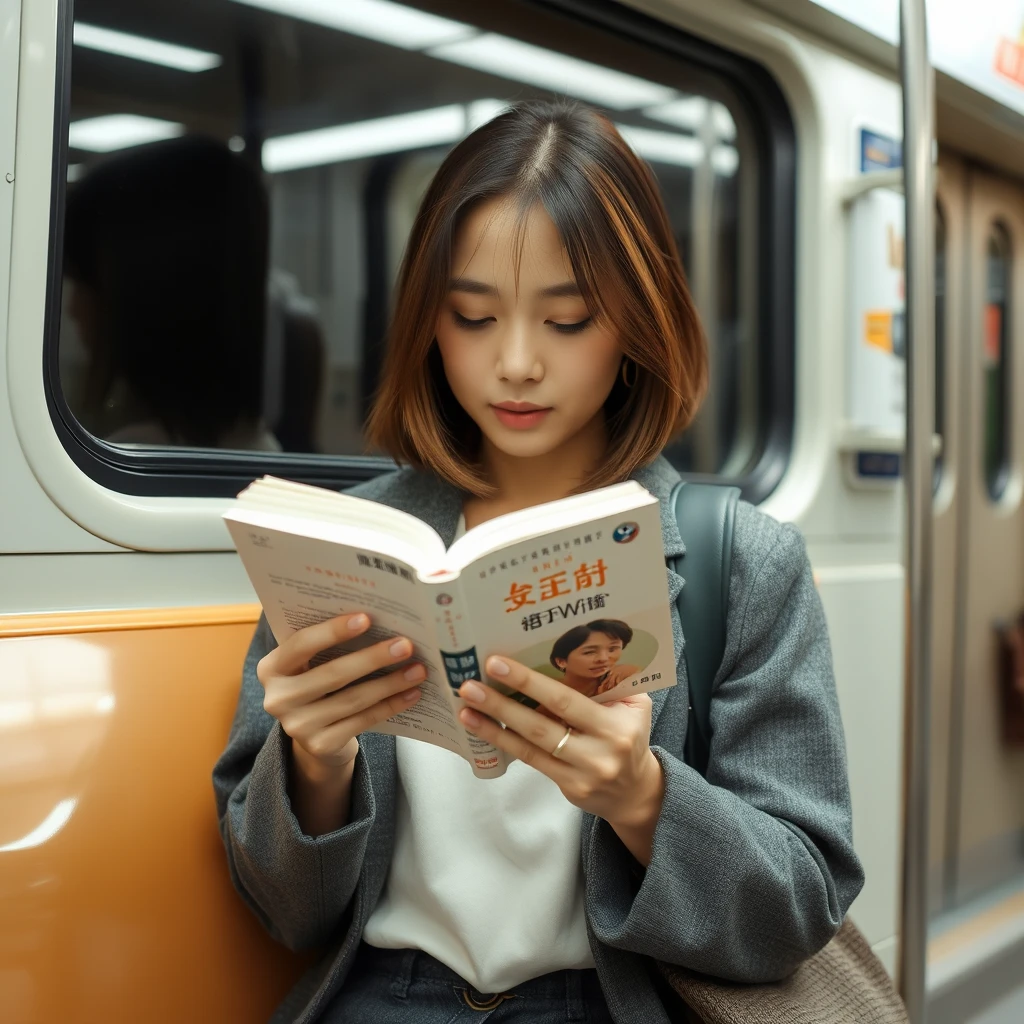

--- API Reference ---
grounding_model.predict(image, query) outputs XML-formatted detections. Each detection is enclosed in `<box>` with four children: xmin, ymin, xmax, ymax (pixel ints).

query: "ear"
<box><xmin>554</xmin><ymin>658</ymin><xmax>567</xmax><ymax>672</ymax></box>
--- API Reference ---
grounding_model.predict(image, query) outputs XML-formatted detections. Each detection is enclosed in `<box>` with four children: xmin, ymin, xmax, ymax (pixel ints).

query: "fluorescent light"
<box><xmin>264</xmin><ymin>105</ymin><xmax>466</xmax><ymax>172</ymax></box>
<box><xmin>617</xmin><ymin>124</ymin><xmax>704</xmax><ymax>167</ymax></box>
<box><xmin>644</xmin><ymin>96</ymin><xmax>706</xmax><ymax>131</ymax></box>
<box><xmin>68</xmin><ymin>114</ymin><xmax>185</xmax><ymax>152</ymax></box>
<box><xmin>712</xmin><ymin>104</ymin><xmax>737</xmax><ymax>141</ymax></box>
<box><xmin>227</xmin><ymin>0</ymin><xmax>473</xmax><ymax>49</ymax></box>
<box><xmin>712</xmin><ymin>145</ymin><xmax>739</xmax><ymax>177</ymax></box>
<box><xmin>429</xmin><ymin>34</ymin><xmax>675</xmax><ymax>110</ymax></box>
<box><xmin>644</xmin><ymin>98</ymin><xmax>736</xmax><ymax>141</ymax></box>
<box><xmin>74</xmin><ymin>23</ymin><xmax>221</xmax><ymax>72</ymax></box>
<box><xmin>0</xmin><ymin>799</ymin><xmax>76</xmax><ymax>852</ymax></box>
<box><xmin>467</xmin><ymin>99</ymin><xmax>509</xmax><ymax>132</ymax></box>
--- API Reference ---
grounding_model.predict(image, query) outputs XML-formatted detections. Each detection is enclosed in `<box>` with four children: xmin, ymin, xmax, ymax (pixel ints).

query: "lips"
<box><xmin>491</xmin><ymin>402</ymin><xmax>552</xmax><ymax>430</ymax></box>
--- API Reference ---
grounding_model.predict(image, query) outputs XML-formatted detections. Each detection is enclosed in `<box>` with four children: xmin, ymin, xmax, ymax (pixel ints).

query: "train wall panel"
<box><xmin>0</xmin><ymin>607</ymin><xmax>309</xmax><ymax>1024</ymax></box>
<box><xmin>816</xmin><ymin>564</ymin><xmax>906</xmax><ymax>974</ymax></box>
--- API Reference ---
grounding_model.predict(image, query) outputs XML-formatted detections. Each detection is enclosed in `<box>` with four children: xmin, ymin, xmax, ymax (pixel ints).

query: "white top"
<box><xmin>362</xmin><ymin>515</ymin><xmax>594</xmax><ymax>992</ymax></box>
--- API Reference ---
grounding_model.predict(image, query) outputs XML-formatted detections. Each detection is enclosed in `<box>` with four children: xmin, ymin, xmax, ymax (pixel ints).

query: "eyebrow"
<box><xmin>449</xmin><ymin>277</ymin><xmax>582</xmax><ymax>298</ymax></box>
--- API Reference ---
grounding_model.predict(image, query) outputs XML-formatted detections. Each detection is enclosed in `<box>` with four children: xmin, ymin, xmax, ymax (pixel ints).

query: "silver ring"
<box><xmin>551</xmin><ymin>725</ymin><xmax>572</xmax><ymax>758</ymax></box>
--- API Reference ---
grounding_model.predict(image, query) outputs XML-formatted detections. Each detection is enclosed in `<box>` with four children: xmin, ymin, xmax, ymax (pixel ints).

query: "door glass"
<box><xmin>983</xmin><ymin>224</ymin><xmax>1011</xmax><ymax>499</ymax></box>
<box><xmin>935</xmin><ymin>202</ymin><xmax>946</xmax><ymax>487</ymax></box>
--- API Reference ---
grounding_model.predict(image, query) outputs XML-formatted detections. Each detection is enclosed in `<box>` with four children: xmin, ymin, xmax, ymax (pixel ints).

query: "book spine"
<box><xmin>430</xmin><ymin>578</ymin><xmax>507</xmax><ymax>777</ymax></box>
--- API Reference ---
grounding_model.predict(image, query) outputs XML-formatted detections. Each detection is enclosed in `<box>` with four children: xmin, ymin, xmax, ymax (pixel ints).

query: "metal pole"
<box><xmin>898</xmin><ymin>1</ymin><xmax>935</xmax><ymax>1021</ymax></box>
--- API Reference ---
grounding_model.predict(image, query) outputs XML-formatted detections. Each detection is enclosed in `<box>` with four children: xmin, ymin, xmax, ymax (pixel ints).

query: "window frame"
<box><xmin>43</xmin><ymin>0</ymin><xmax>796</xmax><ymax>502</ymax></box>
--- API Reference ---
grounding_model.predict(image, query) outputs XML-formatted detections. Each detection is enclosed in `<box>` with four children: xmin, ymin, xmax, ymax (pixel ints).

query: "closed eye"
<box><xmin>548</xmin><ymin>317</ymin><xmax>592</xmax><ymax>335</ymax></box>
<box><xmin>452</xmin><ymin>311</ymin><xmax>495</xmax><ymax>330</ymax></box>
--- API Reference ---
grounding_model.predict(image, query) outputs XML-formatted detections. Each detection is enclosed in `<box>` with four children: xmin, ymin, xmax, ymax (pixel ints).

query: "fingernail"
<box><xmin>402</xmin><ymin>688</ymin><xmax>421</xmax><ymax>702</ymax></box>
<box><xmin>404</xmin><ymin>664</ymin><xmax>425</xmax><ymax>682</ymax></box>
<box><xmin>460</xmin><ymin>680</ymin><xmax>486</xmax><ymax>703</ymax></box>
<box><xmin>460</xmin><ymin>708</ymin><xmax>484</xmax><ymax>728</ymax></box>
<box><xmin>389</xmin><ymin>638</ymin><xmax>412</xmax><ymax>658</ymax></box>
<box><xmin>487</xmin><ymin>657</ymin><xmax>510</xmax><ymax>677</ymax></box>
<box><xmin>348</xmin><ymin>614</ymin><xmax>368</xmax><ymax>630</ymax></box>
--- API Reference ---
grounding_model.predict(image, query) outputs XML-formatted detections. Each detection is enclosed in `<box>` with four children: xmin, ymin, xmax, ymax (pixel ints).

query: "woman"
<box><xmin>549</xmin><ymin>619</ymin><xmax>643</xmax><ymax>698</ymax></box>
<box><xmin>214</xmin><ymin>100</ymin><xmax>863</xmax><ymax>1024</ymax></box>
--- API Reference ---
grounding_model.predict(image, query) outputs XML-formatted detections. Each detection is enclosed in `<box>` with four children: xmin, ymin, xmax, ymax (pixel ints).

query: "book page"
<box><xmin>224</xmin><ymin>517</ymin><xmax>471</xmax><ymax>757</ymax></box>
<box><xmin>454</xmin><ymin>500</ymin><xmax>675</xmax><ymax>716</ymax></box>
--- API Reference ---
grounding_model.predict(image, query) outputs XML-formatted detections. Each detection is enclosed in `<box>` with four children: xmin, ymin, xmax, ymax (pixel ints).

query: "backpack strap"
<box><xmin>668</xmin><ymin>481</ymin><xmax>740</xmax><ymax>777</ymax></box>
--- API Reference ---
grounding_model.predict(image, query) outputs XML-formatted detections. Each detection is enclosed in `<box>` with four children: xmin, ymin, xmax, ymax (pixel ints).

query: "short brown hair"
<box><xmin>366</xmin><ymin>100</ymin><xmax>707</xmax><ymax>495</ymax></box>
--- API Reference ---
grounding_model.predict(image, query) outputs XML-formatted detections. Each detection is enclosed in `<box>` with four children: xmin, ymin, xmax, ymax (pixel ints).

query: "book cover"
<box><xmin>225</xmin><ymin>482</ymin><xmax>674</xmax><ymax>777</ymax></box>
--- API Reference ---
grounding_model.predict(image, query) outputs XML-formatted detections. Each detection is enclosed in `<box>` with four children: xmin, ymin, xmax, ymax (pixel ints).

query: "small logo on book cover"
<box><xmin>612</xmin><ymin>522</ymin><xmax>639</xmax><ymax>543</ymax></box>
<box><xmin>436</xmin><ymin>593</ymin><xmax>453</xmax><ymax>606</ymax></box>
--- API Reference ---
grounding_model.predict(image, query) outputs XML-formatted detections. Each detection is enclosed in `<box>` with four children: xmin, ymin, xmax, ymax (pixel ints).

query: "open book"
<box><xmin>224</xmin><ymin>477</ymin><xmax>675</xmax><ymax>778</ymax></box>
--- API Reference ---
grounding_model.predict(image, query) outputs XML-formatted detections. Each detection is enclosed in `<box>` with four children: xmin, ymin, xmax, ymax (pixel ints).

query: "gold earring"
<box><xmin>621</xmin><ymin>358</ymin><xmax>637</xmax><ymax>388</ymax></box>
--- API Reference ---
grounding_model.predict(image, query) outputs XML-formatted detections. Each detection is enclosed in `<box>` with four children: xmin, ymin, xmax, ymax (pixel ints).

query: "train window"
<box><xmin>983</xmin><ymin>223</ymin><xmax>1011</xmax><ymax>500</ymax></box>
<box><xmin>934</xmin><ymin>202</ymin><xmax>946</xmax><ymax>488</ymax></box>
<box><xmin>47</xmin><ymin>0</ymin><xmax>795</xmax><ymax>498</ymax></box>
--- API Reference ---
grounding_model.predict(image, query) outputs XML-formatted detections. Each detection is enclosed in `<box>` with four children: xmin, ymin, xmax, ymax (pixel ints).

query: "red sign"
<box><xmin>994</xmin><ymin>37</ymin><xmax>1024</xmax><ymax>88</ymax></box>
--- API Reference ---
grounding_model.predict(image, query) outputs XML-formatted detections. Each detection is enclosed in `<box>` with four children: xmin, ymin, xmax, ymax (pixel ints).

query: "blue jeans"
<box><xmin>322</xmin><ymin>943</ymin><xmax>616</xmax><ymax>1023</ymax></box>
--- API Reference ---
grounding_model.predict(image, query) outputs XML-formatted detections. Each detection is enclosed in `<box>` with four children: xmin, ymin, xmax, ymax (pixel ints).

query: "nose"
<box><xmin>495</xmin><ymin>319</ymin><xmax>543</xmax><ymax>384</ymax></box>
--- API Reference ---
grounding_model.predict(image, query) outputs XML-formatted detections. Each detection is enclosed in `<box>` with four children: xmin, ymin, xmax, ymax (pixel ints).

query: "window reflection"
<box><xmin>935</xmin><ymin>202</ymin><xmax>946</xmax><ymax>487</ymax></box>
<box><xmin>60</xmin><ymin>0</ymin><xmax>753</xmax><ymax>473</ymax></box>
<box><xmin>63</xmin><ymin>136</ymin><xmax>282</xmax><ymax>451</ymax></box>
<box><xmin>984</xmin><ymin>224</ymin><xmax>1011</xmax><ymax>499</ymax></box>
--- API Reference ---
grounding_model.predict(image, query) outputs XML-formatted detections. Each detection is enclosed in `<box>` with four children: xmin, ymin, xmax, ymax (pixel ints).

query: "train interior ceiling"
<box><xmin>1</xmin><ymin>0</ymin><xmax>1024</xmax><ymax>1022</ymax></box>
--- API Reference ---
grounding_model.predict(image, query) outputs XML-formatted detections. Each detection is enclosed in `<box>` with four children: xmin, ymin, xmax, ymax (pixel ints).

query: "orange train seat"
<box><xmin>0</xmin><ymin>606</ymin><xmax>309</xmax><ymax>1024</ymax></box>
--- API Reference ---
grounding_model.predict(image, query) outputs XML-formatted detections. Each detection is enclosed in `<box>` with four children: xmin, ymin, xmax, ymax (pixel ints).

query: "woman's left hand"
<box><xmin>458</xmin><ymin>656</ymin><xmax>666</xmax><ymax>864</ymax></box>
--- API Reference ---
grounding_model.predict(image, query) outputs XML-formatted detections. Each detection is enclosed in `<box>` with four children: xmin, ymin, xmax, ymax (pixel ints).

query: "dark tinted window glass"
<box><xmin>983</xmin><ymin>223</ymin><xmax>1011</xmax><ymax>499</ymax></box>
<box><xmin>59</xmin><ymin>0</ymin><xmax>757</xmax><ymax>474</ymax></box>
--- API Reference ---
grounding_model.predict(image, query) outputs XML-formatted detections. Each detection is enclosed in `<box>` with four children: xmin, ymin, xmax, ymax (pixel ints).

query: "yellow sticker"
<box><xmin>864</xmin><ymin>310</ymin><xmax>893</xmax><ymax>352</ymax></box>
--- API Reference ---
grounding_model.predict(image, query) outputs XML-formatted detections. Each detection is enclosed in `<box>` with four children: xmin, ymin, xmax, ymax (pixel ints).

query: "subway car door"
<box><xmin>928</xmin><ymin>151</ymin><xmax>965</xmax><ymax>916</ymax></box>
<box><xmin>931</xmin><ymin>158</ymin><xmax>1024</xmax><ymax>922</ymax></box>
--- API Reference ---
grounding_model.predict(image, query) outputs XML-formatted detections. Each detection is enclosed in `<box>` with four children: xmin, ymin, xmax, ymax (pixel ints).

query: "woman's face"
<box><xmin>435</xmin><ymin>197</ymin><xmax>622</xmax><ymax>463</ymax></box>
<box><xmin>557</xmin><ymin>631</ymin><xmax>625</xmax><ymax>679</ymax></box>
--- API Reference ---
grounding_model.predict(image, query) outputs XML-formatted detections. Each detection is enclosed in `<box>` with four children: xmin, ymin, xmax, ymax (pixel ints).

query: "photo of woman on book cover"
<box><xmin>549</xmin><ymin>619</ymin><xmax>643</xmax><ymax>699</ymax></box>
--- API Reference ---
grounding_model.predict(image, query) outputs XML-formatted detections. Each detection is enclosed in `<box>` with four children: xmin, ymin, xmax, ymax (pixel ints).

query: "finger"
<box><xmin>285</xmin><ymin>662</ymin><xmax>426</xmax><ymax>735</ymax></box>
<box><xmin>289</xmin><ymin>634</ymin><xmax>417</xmax><ymax>704</ymax></box>
<box><xmin>269</xmin><ymin>613</ymin><xmax>373</xmax><ymax>676</ymax></box>
<box><xmin>458</xmin><ymin>679</ymin><xmax>588</xmax><ymax>765</ymax></box>
<box><xmin>484</xmin><ymin>656</ymin><xmax>607</xmax><ymax>733</ymax></box>
<box><xmin>458</xmin><ymin>706</ymin><xmax>577</xmax><ymax>785</ymax></box>
<box><xmin>306</xmin><ymin>686</ymin><xmax>423</xmax><ymax>753</ymax></box>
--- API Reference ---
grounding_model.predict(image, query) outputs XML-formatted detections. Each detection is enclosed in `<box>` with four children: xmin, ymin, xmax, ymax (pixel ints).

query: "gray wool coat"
<box><xmin>213</xmin><ymin>455</ymin><xmax>864</xmax><ymax>1024</ymax></box>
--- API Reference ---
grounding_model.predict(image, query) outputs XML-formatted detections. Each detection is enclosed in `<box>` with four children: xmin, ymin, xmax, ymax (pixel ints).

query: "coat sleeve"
<box><xmin>585</xmin><ymin>504</ymin><xmax>865</xmax><ymax>982</ymax></box>
<box><xmin>212</xmin><ymin>615</ymin><xmax>378</xmax><ymax>951</ymax></box>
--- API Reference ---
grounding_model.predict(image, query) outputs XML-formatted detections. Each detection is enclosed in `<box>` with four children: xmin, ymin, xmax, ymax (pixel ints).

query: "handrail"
<box><xmin>898</xmin><ymin>1</ymin><xmax>935</xmax><ymax>1022</ymax></box>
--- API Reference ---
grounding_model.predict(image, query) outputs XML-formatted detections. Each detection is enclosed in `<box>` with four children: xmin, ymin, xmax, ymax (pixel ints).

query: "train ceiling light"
<box><xmin>67</xmin><ymin>114</ymin><xmax>185</xmax><ymax>152</ymax></box>
<box><xmin>428</xmin><ymin>34</ymin><xmax>675</xmax><ymax>110</ymax></box>
<box><xmin>227</xmin><ymin>0</ymin><xmax>474</xmax><ymax>50</ymax></box>
<box><xmin>262</xmin><ymin>104</ymin><xmax>470</xmax><ymax>172</ymax></box>
<box><xmin>227</xmin><ymin>0</ymin><xmax>674</xmax><ymax>111</ymax></box>
<box><xmin>258</xmin><ymin>100</ymin><xmax>738</xmax><ymax>175</ymax></box>
<box><xmin>73</xmin><ymin>23</ymin><xmax>222</xmax><ymax>73</ymax></box>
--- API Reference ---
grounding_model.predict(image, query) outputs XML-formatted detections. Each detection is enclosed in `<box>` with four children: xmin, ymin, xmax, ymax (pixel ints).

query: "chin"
<box><xmin>482</xmin><ymin>429</ymin><xmax>565</xmax><ymax>460</ymax></box>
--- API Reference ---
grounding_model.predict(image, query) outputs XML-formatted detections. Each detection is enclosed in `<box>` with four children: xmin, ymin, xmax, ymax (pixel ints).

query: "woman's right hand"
<box><xmin>257</xmin><ymin>612</ymin><xmax>424</xmax><ymax>778</ymax></box>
